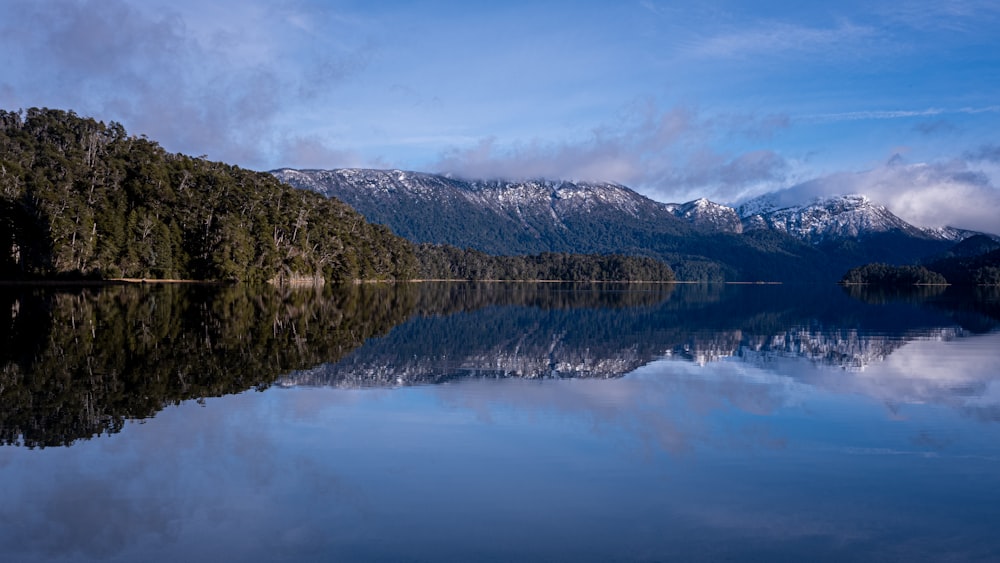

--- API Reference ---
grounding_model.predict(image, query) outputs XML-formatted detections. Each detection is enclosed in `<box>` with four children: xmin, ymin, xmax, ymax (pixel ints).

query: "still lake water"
<box><xmin>1</xmin><ymin>282</ymin><xmax>999</xmax><ymax>562</ymax></box>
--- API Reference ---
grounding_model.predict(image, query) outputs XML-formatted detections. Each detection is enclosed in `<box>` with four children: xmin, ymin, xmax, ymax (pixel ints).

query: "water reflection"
<box><xmin>1</xmin><ymin>282</ymin><xmax>998</xmax><ymax>447</ymax></box>
<box><xmin>2</xmin><ymin>283</ymin><xmax>1000</xmax><ymax>561</ymax></box>
<box><xmin>290</xmin><ymin>283</ymin><xmax>1000</xmax><ymax>386</ymax></box>
<box><xmin>3</xmin><ymin>368</ymin><xmax>999</xmax><ymax>562</ymax></box>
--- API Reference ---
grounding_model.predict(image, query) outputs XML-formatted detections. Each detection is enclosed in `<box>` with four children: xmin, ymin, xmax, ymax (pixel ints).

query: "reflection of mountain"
<box><xmin>281</xmin><ymin>284</ymin><xmax>999</xmax><ymax>388</ymax></box>
<box><xmin>733</xmin><ymin>326</ymin><xmax>965</xmax><ymax>370</ymax></box>
<box><xmin>4</xmin><ymin>282</ymin><xmax>998</xmax><ymax>447</ymax></box>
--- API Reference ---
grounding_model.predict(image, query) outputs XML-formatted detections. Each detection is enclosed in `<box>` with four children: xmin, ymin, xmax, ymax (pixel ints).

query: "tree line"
<box><xmin>0</xmin><ymin>284</ymin><xmax>417</xmax><ymax>447</ymax></box>
<box><xmin>840</xmin><ymin>263</ymin><xmax>947</xmax><ymax>286</ymax></box>
<box><xmin>414</xmin><ymin>244</ymin><xmax>675</xmax><ymax>282</ymax></box>
<box><xmin>841</xmin><ymin>246</ymin><xmax>1000</xmax><ymax>286</ymax></box>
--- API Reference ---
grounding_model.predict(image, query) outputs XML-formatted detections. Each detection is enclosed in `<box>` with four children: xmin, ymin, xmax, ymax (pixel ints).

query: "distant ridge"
<box><xmin>272</xmin><ymin>168</ymin><xmax>992</xmax><ymax>281</ymax></box>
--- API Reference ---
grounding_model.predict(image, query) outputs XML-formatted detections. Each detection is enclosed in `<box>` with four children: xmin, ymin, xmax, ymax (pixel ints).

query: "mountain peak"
<box><xmin>738</xmin><ymin>193</ymin><xmax>921</xmax><ymax>242</ymax></box>
<box><xmin>665</xmin><ymin>198</ymin><xmax>743</xmax><ymax>233</ymax></box>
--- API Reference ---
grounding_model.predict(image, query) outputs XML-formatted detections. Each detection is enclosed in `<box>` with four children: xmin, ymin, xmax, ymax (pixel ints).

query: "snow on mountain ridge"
<box><xmin>737</xmin><ymin>193</ymin><xmax>974</xmax><ymax>242</ymax></box>
<box><xmin>274</xmin><ymin>167</ymin><xmax>658</xmax><ymax>220</ymax></box>
<box><xmin>271</xmin><ymin>169</ymin><xmax>989</xmax><ymax>243</ymax></box>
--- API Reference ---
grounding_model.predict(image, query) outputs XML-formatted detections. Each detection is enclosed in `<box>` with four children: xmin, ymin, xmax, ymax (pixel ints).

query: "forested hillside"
<box><xmin>0</xmin><ymin>108</ymin><xmax>417</xmax><ymax>282</ymax></box>
<box><xmin>840</xmin><ymin>263</ymin><xmax>948</xmax><ymax>286</ymax></box>
<box><xmin>0</xmin><ymin>108</ymin><xmax>684</xmax><ymax>284</ymax></box>
<box><xmin>841</xmin><ymin>234</ymin><xmax>1000</xmax><ymax>286</ymax></box>
<box><xmin>415</xmin><ymin>244</ymin><xmax>675</xmax><ymax>282</ymax></box>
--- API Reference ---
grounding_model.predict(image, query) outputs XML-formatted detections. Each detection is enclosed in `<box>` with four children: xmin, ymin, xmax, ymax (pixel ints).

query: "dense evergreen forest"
<box><xmin>922</xmin><ymin>249</ymin><xmax>1000</xmax><ymax>286</ymax></box>
<box><xmin>414</xmin><ymin>244</ymin><xmax>675</xmax><ymax>282</ymax></box>
<box><xmin>0</xmin><ymin>108</ymin><xmax>416</xmax><ymax>282</ymax></box>
<box><xmin>840</xmin><ymin>263</ymin><xmax>948</xmax><ymax>286</ymax></box>
<box><xmin>0</xmin><ymin>108</ymin><xmax>677</xmax><ymax>283</ymax></box>
<box><xmin>841</xmin><ymin>235</ymin><xmax>1000</xmax><ymax>286</ymax></box>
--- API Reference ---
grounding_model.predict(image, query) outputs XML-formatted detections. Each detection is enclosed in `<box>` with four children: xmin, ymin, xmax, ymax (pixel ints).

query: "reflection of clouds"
<box><xmin>0</xmin><ymin>392</ymin><xmax>365</xmax><ymax>561</ymax></box>
<box><xmin>782</xmin><ymin>332</ymin><xmax>1000</xmax><ymax>418</ymax></box>
<box><xmin>429</xmin><ymin>362</ymin><xmax>794</xmax><ymax>455</ymax></box>
<box><xmin>420</xmin><ymin>331</ymin><xmax>1000</xmax><ymax>458</ymax></box>
<box><xmin>665</xmin><ymin>329</ymin><xmax>1000</xmax><ymax>422</ymax></box>
<box><xmin>2</xmin><ymin>346</ymin><xmax>999</xmax><ymax>561</ymax></box>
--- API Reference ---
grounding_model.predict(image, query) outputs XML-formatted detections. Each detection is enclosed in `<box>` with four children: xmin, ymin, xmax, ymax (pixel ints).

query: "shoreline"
<box><xmin>0</xmin><ymin>278</ymin><xmax>229</xmax><ymax>286</ymax></box>
<box><xmin>0</xmin><ymin>278</ymin><xmax>783</xmax><ymax>286</ymax></box>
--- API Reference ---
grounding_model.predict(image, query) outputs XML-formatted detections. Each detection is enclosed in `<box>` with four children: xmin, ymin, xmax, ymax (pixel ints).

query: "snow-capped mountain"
<box><xmin>271</xmin><ymin>168</ymin><xmax>989</xmax><ymax>281</ymax></box>
<box><xmin>273</xmin><ymin>168</ymin><xmax>745</xmax><ymax>241</ymax></box>
<box><xmin>736</xmin><ymin>193</ymin><xmax>989</xmax><ymax>243</ymax></box>
<box><xmin>276</xmin><ymin>169</ymin><xmax>982</xmax><ymax>245</ymax></box>
<box><xmin>738</xmin><ymin>194</ymin><xmax>930</xmax><ymax>242</ymax></box>
<box><xmin>664</xmin><ymin>198</ymin><xmax>744</xmax><ymax>233</ymax></box>
<box><xmin>274</xmin><ymin>167</ymin><xmax>653</xmax><ymax>218</ymax></box>
<box><xmin>273</xmin><ymin>168</ymin><xmax>695</xmax><ymax>256</ymax></box>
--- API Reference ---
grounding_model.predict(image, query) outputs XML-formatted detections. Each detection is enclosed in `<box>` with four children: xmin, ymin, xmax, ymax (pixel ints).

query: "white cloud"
<box><xmin>0</xmin><ymin>0</ymin><xmax>373</xmax><ymax>169</ymax></box>
<box><xmin>432</xmin><ymin>104</ymin><xmax>791</xmax><ymax>203</ymax></box>
<box><xmin>747</xmin><ymin>156</ymin><xmax>1000</xmax><ymax>233</ymax></box>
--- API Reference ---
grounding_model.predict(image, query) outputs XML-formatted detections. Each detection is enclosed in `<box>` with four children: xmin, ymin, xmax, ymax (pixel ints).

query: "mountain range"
<box><xmin>273</xmin><ymin>168</ymin><xmax>991</xmax><ymax>282</ymax></box>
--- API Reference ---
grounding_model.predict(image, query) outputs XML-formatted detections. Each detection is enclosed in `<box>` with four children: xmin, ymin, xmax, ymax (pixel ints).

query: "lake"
<box><xmin>1</xmin><ymin>282</ymin><xmax>999</xmax><ymax>562</ymax></box>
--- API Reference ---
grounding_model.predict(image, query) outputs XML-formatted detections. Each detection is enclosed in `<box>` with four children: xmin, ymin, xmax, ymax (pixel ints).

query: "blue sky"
<box><xmin>2</xmin><ymin>0</ymin><xmax>999</xmax><ymax>231</ymax></box>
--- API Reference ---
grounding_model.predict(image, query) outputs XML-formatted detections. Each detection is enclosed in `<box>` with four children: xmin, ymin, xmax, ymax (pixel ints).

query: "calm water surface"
<box><xmin>1</xmin><ymin>283</ymin><xmax>999</xmax><ymax>562</ymax></box>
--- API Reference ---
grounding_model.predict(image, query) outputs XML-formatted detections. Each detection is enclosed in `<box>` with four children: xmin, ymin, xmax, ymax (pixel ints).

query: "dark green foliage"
<box><xmin>841</xmin><ymin>263</ymin><xmax>948</xmax><ymax>286</ymax></box>
<box><xmin>0</xmin><ymin>283</ymin><xmax>419</xmax><ymax>447</ymax></box>
<box><xmin>0</xmin><ymin>108</ymin><xmax>417</xmax><ymax>282</ymax></box>
<box><xmin>924</xmin><ymin>248</ymin><xmax>1000</xmax><ymax>286</ymax></box>
<box><xmin>846</xmin><ymin>237</ymin><xmax>1000</xmax><ymax>287</ymax></box>
<box><xmin>414</xmin><ymin>244</ymin><xmax>675</xmax><ymax>282</ymax></box>
<box><xmin>936</xmin><ymin>234</ymin><xmax>1000</xmax><ymax>259</ymax></box>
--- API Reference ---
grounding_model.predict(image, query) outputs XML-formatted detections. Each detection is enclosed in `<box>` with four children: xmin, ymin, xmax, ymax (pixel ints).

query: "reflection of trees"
<box><xmin>411</xmin><ymin>281</ymin><xmax>674</xmax><ymax>315</ymax></box>
<box><xmin>0</xmin><ymin>284</ymin><xmax>418</xmax><ymax>448</ymax></box>
<box><xmin>843</xmin><ymin>284</ymin><xmax>1000</xmax><ymax>332</ymax></box>
<box><xmin>3</xmin><ymin>281</ymin><xmax>997</xmax><ymax>447</ymax></box>
<box><xmin>0</xmin><ymin>282</ymin><xmax>675</xmax><ymax>448</ymax></box>
<box><xmin>841</xmin><ymin>284</ymin><xmax>948</xmax><ymax>305</ymax></box>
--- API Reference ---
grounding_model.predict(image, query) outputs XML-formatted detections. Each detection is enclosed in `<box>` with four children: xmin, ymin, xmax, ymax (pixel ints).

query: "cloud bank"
<box><xmin>0</xmin><ymin>0</ymin><xmax>368</xmax><ymax>169</ymax></box>
<box><xmin>433</xmin><ymin>104</ymin><xmax>791</xmax><ymax>203</ymax></box>
<box><xmin>750</xmin><ymin>153</ymin><xmax>1000</xmax><ymax>233</ymax></box>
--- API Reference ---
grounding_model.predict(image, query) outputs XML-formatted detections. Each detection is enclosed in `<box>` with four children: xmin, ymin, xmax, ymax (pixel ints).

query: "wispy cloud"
<box><xmin>875</xmin><ymin>0</ymin><xmax>1000</xmax><ymax>32</ymax></box>
<box><xmin>913</xmin><ymin>119</ymin><xmax>958</xmax><ymax>135</ymax></box>
<box><xmin>684</xmin><ymin>20</ymin><xmax>881</xmax><ymax>59</ymax></box>
<box><xmin>805</xmin><ymin>106</ymin><xmax>1000</xmax><ymax>123</ymax></box>
<box><xmin>0</xmin><ymin>0</ymin><xmax>372</xmax><ymax>169</ymax></box>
